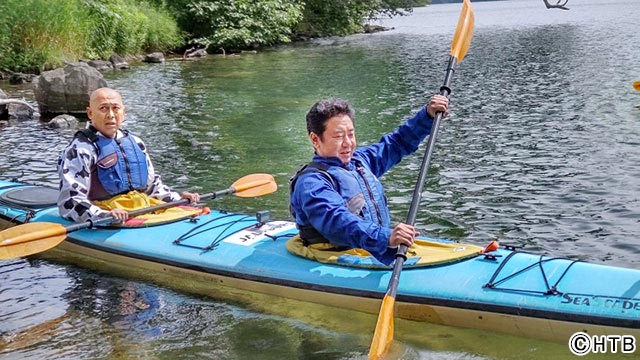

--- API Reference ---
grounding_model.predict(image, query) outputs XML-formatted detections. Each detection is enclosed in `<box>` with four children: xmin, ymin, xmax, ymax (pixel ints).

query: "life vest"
<box><xmin>289</xmin><ymin>159</ymin><xmax>391</xmax><ymax>246</ymax></box>
<box><xmin>75</xmin><ymin>127</ymin><xmax>149</xmax><ymax>199</ymax></box>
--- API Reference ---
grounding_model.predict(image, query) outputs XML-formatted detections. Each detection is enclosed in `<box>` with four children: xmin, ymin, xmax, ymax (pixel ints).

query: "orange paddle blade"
<box><xmin>231</xmin><ymin>173</ymin><xmax>277</xmax><ymax>198</ymax></box>
<box><xmin>634</xmin><ymin>81</ymin><xmax>640</xmax><ymax>91</ymax></box>
<box><xmin>368</xmin><ymin>295</ymin><xmax>396</xmax><ymax>360</ymax></box>
<box><xmin>0</xmin><ymin>222</ymin><xmax>68</xmax><ymax>260</ymax></box>
<box><xmin>450</xmin><ymin>0</ymin><xmax>475</xmax><ymax>63</ymax></box>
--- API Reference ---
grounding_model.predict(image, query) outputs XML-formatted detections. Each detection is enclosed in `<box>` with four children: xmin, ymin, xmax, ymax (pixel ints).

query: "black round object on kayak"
<box><xmin>0</xmin><ymin>186</ymin><xmax>58</xmax><ymax>209</ymax></box>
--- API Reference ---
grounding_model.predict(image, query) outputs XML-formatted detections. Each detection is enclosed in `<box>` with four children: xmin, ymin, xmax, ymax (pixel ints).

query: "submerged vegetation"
<box><xmin>0</xmin><ymin>0</ymin><xmax>428</xmax><ymax>73</ymax></box>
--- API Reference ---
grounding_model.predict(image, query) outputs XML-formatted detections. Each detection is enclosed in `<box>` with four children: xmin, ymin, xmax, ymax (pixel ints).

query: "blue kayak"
<box><xmin>1</xmin><ymin>179</ymin><xmax>639</xmax><ymax>344</ymax></box>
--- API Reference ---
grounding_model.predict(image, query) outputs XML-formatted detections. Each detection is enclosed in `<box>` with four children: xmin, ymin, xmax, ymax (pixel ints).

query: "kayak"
<box><xmin>1</xmin><ymin>179</ymin><xmax>639</xmax><ymax>345</ymax></box>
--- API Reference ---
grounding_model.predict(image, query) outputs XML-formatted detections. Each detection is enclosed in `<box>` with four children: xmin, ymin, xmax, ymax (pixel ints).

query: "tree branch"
<box><xmin>543</xmin><ymin>0</ymin><xmax>569</xmax><ymax>10</ymax></box>
<box><xmin>0</xmin><ymin>99</ymin><xmax>36</xmax><ymax>113</ymax></box>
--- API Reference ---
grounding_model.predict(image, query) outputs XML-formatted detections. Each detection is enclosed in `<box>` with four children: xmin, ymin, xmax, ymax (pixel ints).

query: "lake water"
<box><xmin>1</xmin><ymin>0</ymin><xmax>639</xmax><ymax>358</ymax></box>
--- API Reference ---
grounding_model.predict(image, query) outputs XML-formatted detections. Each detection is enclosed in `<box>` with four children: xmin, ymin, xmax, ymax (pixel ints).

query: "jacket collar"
<box><xmin>312</xmin><ymin>154</ymin><xmax>356</xmax><ymax>171</ymax></box>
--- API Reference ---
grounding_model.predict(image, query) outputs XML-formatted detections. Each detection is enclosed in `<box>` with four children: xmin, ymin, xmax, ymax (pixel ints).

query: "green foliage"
<box><xmin>166</xmin><ymin>0</ymin><xmax>303</xmax><ymax>51</ymax></box>
<box><xmin>297</xmin><ymin>0</ymin><xmax>418</xmax><ymax>37</ymax></box>
<box><xmin>145</xmin><ymin>7</ymin><xmax>185</xmax><ymax>51</ymax></box>
<box><xmin>0</xmin><ymin>0</ymin><xmax>87</xmax><ymax>72</ymax></box>
<box><xmin>82</xmin><ymin>0</ymin><xmax>183</xmax><ymax>59</ymax></box>
<box><xmin>0</xmin><ymin>0</ymin><xmax>182</xmax><ymax>73</ymax></box>
<box><xmin>0</xmin><ymin>0</ymin><xmax>422</xmax><ymax>72</ymax></box>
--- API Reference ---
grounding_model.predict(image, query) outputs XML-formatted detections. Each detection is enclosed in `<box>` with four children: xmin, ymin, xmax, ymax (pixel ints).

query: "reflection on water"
<box><xmin>0</xmin><ymin>257</ymin><xmax>589</xmax><ymax>360</ymax></box>
<box><xmin>1</xmin><ymin>0</ymin><xmax>640</xmax><ymax>358</ymax></box>
<box><xmin>0</xmin><ymin>258</ymin><xmax>371</xmax><ymax>359</ymax></box>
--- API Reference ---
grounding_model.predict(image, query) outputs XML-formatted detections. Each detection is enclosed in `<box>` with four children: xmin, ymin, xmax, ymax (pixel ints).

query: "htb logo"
<box><xmin>568</xmin><ymin>332</ymin><xmax>636</xmax><ymax>356</ymax></box>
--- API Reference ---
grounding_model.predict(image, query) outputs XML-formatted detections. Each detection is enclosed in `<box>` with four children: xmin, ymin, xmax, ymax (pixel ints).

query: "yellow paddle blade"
<box><xmin>450</xmin><ymin>0</ymin><xmax>475</xmax><ymax>63</ymax></box>
<box><xmin>634</xmin><ymin>81</ymin><xmax>640</xmax><ymax>91</ymax></box>
<box><xmin>368</xmin><ymin>295</ymin><xmax>396</xmax><ymax>360</ymax></box>
<box><xmin>231</xmin><ymin>173</ymin><xmax>277</xmax><ymax>198</ymax></box>
<box><xmin>0</xmin><ymin>222</ymin><xmax>68</xmax><ymax>260</ymax></box>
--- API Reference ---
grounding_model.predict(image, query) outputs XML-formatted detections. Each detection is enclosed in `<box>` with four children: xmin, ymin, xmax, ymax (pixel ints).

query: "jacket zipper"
<box><xmin>115</xmin><ymin>138</ymin><xmax>135</xmax><ymax>190</ymax></box>
<box><xmin>356</xmin><ymin>165</ymin><xmax>383</xmax><ymax>224</ymax></box>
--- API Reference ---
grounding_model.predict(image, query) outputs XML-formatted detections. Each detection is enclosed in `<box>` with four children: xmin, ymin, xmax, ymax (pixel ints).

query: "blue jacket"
<box><xmin>290</xmin><ymin>107</ymin><xmax>434</xmax><ymax>264</ymax></box>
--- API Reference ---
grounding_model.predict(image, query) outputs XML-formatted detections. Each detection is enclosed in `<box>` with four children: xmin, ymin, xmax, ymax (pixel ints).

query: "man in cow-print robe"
<box><xmin>57</xmin><ymin>87</ymin><xmax>199</xmax><ymax>223</ymax></box>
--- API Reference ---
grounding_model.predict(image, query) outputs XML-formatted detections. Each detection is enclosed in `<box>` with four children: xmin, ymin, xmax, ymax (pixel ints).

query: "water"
<box><xmin>1</xmin><ymin>0</ymin><xmax>640</xmax><ymax>358</ymax></box>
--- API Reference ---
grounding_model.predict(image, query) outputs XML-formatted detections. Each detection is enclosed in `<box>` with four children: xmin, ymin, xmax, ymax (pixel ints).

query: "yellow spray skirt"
<box><xmin>93</xmin><ymin>191</ymin><xmax>202</xmax><ymax>227</ymax></box>
<box><xmin>286</xmin><ymin>235</ymin><xmax>483</xmax><ymax>268</ymax></box>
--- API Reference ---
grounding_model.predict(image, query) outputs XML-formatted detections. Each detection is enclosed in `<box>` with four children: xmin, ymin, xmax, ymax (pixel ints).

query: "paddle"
<box><xmin>368</xmin><ymin>1</ymin><xmax>475</xmax><ymax>358</ymax></box>
<box><xmin>634</xmin><ymin>81</ymin><xmax>640</xmax><ymax>91</ymax></box>
<box><xmin>0</xmin><ymin>173</ymin><xmax>277</xmax><ymax>260</ymax></box>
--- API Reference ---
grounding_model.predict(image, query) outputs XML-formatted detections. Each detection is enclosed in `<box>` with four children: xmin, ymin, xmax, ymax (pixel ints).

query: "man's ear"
<box><xmin>86</xmin><ymin>107</ymin><xmax>93</xmax><ymax>122</ymax></box>
<box><xmin>309</xmin><ymin>132</ymin><xmax>320</xmax><ymax>149</ymax></box>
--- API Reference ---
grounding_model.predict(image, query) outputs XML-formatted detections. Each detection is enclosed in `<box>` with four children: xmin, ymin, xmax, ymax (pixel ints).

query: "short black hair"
<box><xmin>305</xmin><ymin>98</ymin><xmax>355</xmax><ymax>136</ymax></box>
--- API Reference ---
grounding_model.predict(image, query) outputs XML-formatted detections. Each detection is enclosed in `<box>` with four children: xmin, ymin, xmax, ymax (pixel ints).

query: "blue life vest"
<box><xmin>290</xmin><ymin>159</ymin><xmax>390</xmax><ymax>245</ymax></box>
<box><xmin>76</xmin><ymin>127</ymin><xmax>149</xmax><ymax>197</ymax></box>
<box><xmin>329</xmin><ymin>160</ymin><xmax>390</xmax><ymax>226</ymax></box>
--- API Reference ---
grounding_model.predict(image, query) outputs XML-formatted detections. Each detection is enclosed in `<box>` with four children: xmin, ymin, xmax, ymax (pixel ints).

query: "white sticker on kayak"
<box><xmin>223</xmin><ymin>221</ymin><xmax>297</xmax><ymax>246</ymax></box>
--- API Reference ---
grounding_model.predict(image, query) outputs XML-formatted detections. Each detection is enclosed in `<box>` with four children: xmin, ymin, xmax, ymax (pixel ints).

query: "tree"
<box><xmin>164</xmin><ymin>0</ymin><xmax>304</xmax><ymax>51</ymax></box>
<box><xmin>297</xmin><ymin>0</ymin><xmax>416</xmax><ymax>37</ymax></box>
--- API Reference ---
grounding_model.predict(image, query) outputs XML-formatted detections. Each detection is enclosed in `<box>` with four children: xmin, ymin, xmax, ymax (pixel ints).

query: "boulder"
<box><xmin>46</xmin><ymin>114</ymin><xmax>78</xmax><ymax>129</ymax></box>
<box><xmin>33</xmin><ymin>62</ymin><xmax>107</xmax><ymax>116</ymax></box>
<box><xmin>87</xmin><ymin>60</ymin><xmax>114</xmax><ymax>72</ymax></box>
<box><xmin>363</xmin><ymin>24</ymin><xmax>390</xmax><ymax>34</ymax></box>
<box><xmin>109</xmin><ymin>54</ymin><xmax>129</xmax><ymax>69</ymax></box>
<box><xmin>7</xmin><ymin>101</ymin><xmax>36</xmax><ymax>121</ymax></box>
<box><xmin>9</xmin><ymin>72</ymin><xmax>35</xmax><ymax>84</ymax></box>
<box><xmin>144</xmin><ymin>52</ymin><xmax>165</xmax><ymax>63</ymax></box>
<box><xmin>0</xmin><ymin>91</ymin><xmax>36</xmax><ymax>120</ymax></box>
<box><xmin>185</xmin><ymin>48</ymin><xmax>208</xmax><ymax>58</ymax></box>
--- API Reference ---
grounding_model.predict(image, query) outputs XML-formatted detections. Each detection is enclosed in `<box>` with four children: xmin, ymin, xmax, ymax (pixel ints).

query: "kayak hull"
<box><xmin>40</xmin><ymin>238</ymin><xmax>639</xmax><ymax>343</ymax></box>
<box><xmin>1</xmin><ymin>180</ymin><xmax>639</xmax><ymax>344</ymax></box>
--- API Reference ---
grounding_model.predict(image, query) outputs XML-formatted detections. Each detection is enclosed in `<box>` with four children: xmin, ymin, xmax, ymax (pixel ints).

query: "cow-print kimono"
<box><xmin>57</xmin><ymin>129</ymin><xmax>181</xmax><ymax>223</ymax></box>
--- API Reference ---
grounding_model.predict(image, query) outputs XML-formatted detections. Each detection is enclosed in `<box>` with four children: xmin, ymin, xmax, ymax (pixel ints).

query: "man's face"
<box><xmin>310</xmin><ymin>114</ymin><xmax>356</xmax><ymax>164</ymax></box>
<box><xmin>87</xmin><ymin>89</ymin><xmax>125</xmax><ymax>138</ymax></box>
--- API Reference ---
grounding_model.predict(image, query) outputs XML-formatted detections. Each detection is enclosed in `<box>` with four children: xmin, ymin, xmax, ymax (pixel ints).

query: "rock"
<box><xmin>109</xmin><ymin>54</ymin><xmax>129</xmax><ymax>69</ymax></box>
<box><xmin>8</xmin><ymin>103</ymin><xmax>37</xmax><ymax>121</ymax></box>
<box><xmin>33</xmin><ymin>62</ymin><xmax>107</xmax><ymax>116</ymax></box>
<box><xmin>3</xmin><ymin>99</ymin><xmax>36</xmax><ymax>119</ymax></box>
<box><xmin>363</xmin><ymin>24</ymin><xmax>390</xmax><ymax>34</ymax></box>
<box><xmin>0</xmin><ymin>120</ymin><xmax>8</xmax><ymax>127</ymax></box>
<box><xmin>0</xmin><ymin>91</ymin><xmax>36</xmax><ymax>120</ymax></box>
<box><xmin>9</xmin><ymin>72</ymin><xmax>34</xmax><ymax>84</ymax></box>
<box><xmin>46</xmin><ymin>114</ymin><xmax>78</xmax><ymax>128</ymax></box>
<box><xmin>144</xmin><ymin>52</ymin><xmax>165</xmax><ymax>63</ymax></box>
<box><xmin>87</xmin><ymin>60</ymin><xmax>114</xmax><ymax>72</ymax></box>
<box><xmin>185</xmin><ymin>48</ymin><xmax>208</xmax><ymax>58</ymax></box>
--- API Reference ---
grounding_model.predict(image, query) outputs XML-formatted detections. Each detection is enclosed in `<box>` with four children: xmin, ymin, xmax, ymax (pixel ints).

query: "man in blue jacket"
<box><xmin>290</xmin><ymin>95</ymin><xmax>449</xmax><ymax>265</ymax></box>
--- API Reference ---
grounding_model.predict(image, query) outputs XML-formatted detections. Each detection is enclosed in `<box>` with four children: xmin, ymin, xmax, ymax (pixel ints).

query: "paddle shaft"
<box><xmin>63</xmin><ymin>186</ymin><xmax>242</xmax><ymax>233</ymax></box>
<box><xmin>370</xmin><ymin>2</ymin><xmax>473</xmax><ymax>356</ymax></box>
<box><xmin>0</xmin><ymin>173</ymin><xmax>276</xmax><ymax>259</ymax></box>
<box><xmin>122</xmin><ymin>178</ymin><xmax>270</xmax><ymax>218</ymax></box>
<box><xmin>386</xmin><ymin>56</ymin><xmax>457</xmax><ymax>299</ymax></box>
